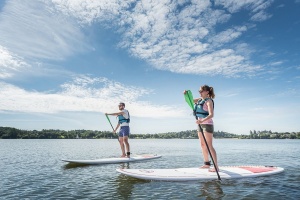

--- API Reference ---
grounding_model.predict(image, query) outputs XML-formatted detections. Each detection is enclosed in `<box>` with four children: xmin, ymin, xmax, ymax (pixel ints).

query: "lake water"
<box><xmin>0</xmin><ymin>139</ymin><xmax>299</xmax><ymax>199</ymax></box>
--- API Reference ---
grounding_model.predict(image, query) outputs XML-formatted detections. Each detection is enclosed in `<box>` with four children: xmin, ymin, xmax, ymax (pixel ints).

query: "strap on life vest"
<box><xmin>193</xmin><ymin>98</ymin><xmax>214</xmax><ymax>117</ymax></box>
<box><xmin>118</xmin><ymin>111</ymin><xmax>130</xmax><ymax>124</ymax></box>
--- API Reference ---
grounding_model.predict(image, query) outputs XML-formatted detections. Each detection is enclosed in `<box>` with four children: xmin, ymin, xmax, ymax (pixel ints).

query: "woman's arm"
<box><xmin>183</xmin><ymin>90</ymin><xmax>201</xmax><ymax>104</ymax></box>
<box><xmin>206</xmin><ymin>99</ymin><xmax>214</xmax><ymax>119</ymax></box>
<box><xmin>193</xmin><ymin>98</ymin><xmax>201</xmax><ymax>103</ymax></box>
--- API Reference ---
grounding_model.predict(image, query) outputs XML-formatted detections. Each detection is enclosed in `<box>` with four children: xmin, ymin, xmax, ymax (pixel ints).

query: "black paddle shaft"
<box><xmin>196</xmin><ymin>116</ymin><xmax>221</xmax><ymax>180</ymax></box>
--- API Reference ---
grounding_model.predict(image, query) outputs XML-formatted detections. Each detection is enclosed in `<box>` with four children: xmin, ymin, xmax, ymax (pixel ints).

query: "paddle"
<box><xmin>184</xmin><ymin>90</ymin><xmax>221</xmax><ymax>180</ymax></box>
<box><xmin>105</xmin><ymin>114</ymin><xmax>119</xmax><ymax>141</ymax></box>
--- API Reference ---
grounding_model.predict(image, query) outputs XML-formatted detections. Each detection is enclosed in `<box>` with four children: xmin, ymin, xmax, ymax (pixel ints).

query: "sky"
<box><xmin>0</xmin><ymin>0</ymin><xmax>300</xmax><ymax>135</ymax></box>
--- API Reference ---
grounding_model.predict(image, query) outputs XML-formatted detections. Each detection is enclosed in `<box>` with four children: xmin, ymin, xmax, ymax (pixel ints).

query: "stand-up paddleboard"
<box><xmin>116</xmin><ymin>166</ymin><xmax>284</xmax><ymax>181</ymax></box>
<box><xmin>62</xmin><ymin>154</ymin><xmax>161</xmax><ymax>165</ymax></box>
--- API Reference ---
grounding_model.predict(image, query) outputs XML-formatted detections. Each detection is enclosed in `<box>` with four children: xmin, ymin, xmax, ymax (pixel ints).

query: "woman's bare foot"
<box><xmin>200</xmin><ymin>164</ymin><xmax>211</xmax><ymax>168</ymax></box>
<box><xmin>200</xmin><ymin>161</ymin><xmax>211</xmax><ymax>168</ymax></box>
<box><xmin>209</xmin><ymin>168</ymin><xmax>219</xmax><ymax>172</ymax></box>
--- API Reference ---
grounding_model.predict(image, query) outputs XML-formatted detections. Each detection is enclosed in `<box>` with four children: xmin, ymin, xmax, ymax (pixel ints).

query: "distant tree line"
<box><xmin>0</xmin><ymin>127</ymin><xmax>299</xmax><ymax>139</ymax></box>
<box><xmin>244</xmin><ymin>130</ymin><xmax>300</xmax><ymax>139</ymax></box>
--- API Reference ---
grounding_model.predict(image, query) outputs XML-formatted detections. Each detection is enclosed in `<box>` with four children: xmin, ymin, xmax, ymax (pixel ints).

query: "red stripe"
<box><xmin>239</xmin><ymin>166</ymin><xmax>275</xmax><ymax>173</ymax></box>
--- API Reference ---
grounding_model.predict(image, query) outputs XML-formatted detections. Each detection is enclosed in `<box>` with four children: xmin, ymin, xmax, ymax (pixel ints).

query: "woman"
<box><xmin>185</xmin><ymin>85</ymin><xmax>219</xmax><ymax>172</ymax></box>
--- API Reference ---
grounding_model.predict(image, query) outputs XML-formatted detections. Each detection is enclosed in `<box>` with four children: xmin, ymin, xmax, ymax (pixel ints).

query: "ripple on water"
<box><xmin>0</xmin><ymin>139</ymin><xmax>299</xmax><ymax>199</ymax></box>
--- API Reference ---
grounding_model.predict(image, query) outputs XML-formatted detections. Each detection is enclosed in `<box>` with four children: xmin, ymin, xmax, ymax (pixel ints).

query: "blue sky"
<box><xmin>0</xmin><ymin>0</ymin><xmax>299</xmax><ymax>135</ymax></box>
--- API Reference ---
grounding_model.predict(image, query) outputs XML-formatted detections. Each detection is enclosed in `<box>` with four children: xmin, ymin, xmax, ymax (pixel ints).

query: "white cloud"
<box><xmin>208</xmin><ymin>26</ymin><xmax>247</xmax><ymax>47</ymax></box>
<box><xmin>250</xmin><ymin>10</ymin><xmax>272</xmax><ymax>22</ymax></box>
<box><xmin>0</xmin><ymin>0</ymin><xmax>273</xmax><ymax>78</ymax></box>
<box><xmin>0</xmin><ymin>75</ymin><xmax>186</xmax><ymax>118</ymax></box>
<box><xmin>47</xmin><ymin>0</ymin><xmax>272</xmax><ymax>77</ymax></box>
<box><xmin>50</xmin><ymin>0</ymin><xmax>134</xmax><ymax>24</ymax></box>
<box><xmin>0</xmin><ymin>0</ymin><xmax>90</xmax><ymax>60</ymax></box>
<box><xmin>0</xmin><ymin>45</ymin><xmax>29</xmax><ymax>79</ymax></box>
<box><xmin>215</xmin><ymin>0</ymin><xmax>273</xmax><ymax>15</ymax></box>
<box><xmin>270</xmin><ymin>61</ymin><xmax>283</xmax><ymax>66</ymax></box>
<box><xmin>214</xmin><ymin>0</ymin><xmax>273</xmax><ymax>21</ymax></box>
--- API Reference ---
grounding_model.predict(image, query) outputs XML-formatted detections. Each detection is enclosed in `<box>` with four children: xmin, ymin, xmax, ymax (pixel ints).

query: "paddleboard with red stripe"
<box><xmin>116</xmin><ymin>166</ymin><xmax>284</xmax><ymax>181</ymax></box>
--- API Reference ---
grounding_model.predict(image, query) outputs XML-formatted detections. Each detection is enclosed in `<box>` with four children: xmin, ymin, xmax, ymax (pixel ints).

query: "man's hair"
<box><xmin>119</xmin><ymin>102</ymin><xmax>125</xmax><ymax>107</ymax></box>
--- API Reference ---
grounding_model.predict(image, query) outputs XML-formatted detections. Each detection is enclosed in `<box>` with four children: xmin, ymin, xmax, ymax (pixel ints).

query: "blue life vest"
<box><xmin>118</xmin><ymin>111</ymin><xmax>130</xmax><ymax>124</ymax></box>
<box><xmin>194</xmin><ymin>98</ymin><xmax>214</xmax><ymax>118</ymax></box>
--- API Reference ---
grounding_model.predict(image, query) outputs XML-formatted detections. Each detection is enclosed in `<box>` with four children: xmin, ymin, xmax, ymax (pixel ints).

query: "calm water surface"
<box><xmin>1</xmin><ymin>139</ymin><xmax>299</xmax><ymax>199</ymax></box>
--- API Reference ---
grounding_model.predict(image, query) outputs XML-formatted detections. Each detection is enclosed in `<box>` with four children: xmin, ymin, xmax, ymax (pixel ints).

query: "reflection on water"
<box><xmin>0</xmin><ymin>139</ymin><xmax>299</xmax><ymax>199</ymax></box>
<box><xmin>198</xmin><ymin>180</ymin><xmax>224</xmax><ymax>199</ymax></box>
<box><xmin>114</xmin><ymin>163</ymin><xmax>150</xmax><ymax>199</ymax></box>
<box><xmin>63</xmin><ymin>163</ymin><xmax>90</xmax><ymax>169</ymax></box>
<box><xmin>62</xmin><ymin>159</ymin><xmax>134</xmax><ymax>170</ymax></box>
<box><xmin>119</xmin><ymin>162</ymin><xmax>130</xmax><ymax>169</ymax></box>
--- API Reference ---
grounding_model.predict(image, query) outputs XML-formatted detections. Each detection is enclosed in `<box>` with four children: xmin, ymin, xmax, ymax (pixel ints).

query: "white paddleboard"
<box><xmin>62</xmin><ymin>154</ymin><xmax>161</xmax><ymax>165</ymax></box>
<box><xmin>116</xmin><ymin>166</ymin><xmax>284</xmax><ymax>181</ymax></box>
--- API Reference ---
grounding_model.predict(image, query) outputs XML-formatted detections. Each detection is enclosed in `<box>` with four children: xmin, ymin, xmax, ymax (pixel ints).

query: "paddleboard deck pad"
<box><xmin>116</xmin><ymin>166</ymin><xmax>284</xmax><ymax>181</ymax></box>
<box><xmin>62</xmin><ymin>154</ymin><xmax>161</xmax><ymax>165</ymax></box>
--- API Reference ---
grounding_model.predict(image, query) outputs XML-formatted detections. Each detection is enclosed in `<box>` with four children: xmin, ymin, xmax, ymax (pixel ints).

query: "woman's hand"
<box><xmin>196</xmin><ymin>119</ymin><xmax>203</xmax><ymax>124</ymax></box>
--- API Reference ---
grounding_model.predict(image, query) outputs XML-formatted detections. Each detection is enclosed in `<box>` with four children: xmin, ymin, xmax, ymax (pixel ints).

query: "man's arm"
<box><xmin>105</xmin><ymin>111</ymin><xmax>125</xmax><ymax>116</ymax></box>
<box><xmin>114</xmin><ymin>123</ymin><xmax>120</xmax><ymax>133</ymax></box>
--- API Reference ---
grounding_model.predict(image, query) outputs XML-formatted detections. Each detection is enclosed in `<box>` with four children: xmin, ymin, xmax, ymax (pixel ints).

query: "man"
<box><xmin>105</xmin><ymin>102</ymin><xmax>131</xmax><ymax>158</ymax></box>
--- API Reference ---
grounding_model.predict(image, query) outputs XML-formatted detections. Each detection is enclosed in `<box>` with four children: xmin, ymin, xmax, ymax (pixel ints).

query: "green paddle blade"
<box><xmin>184</xmin><ymin>90</ymin><xmax>194</xmax><ymax>110</ymax></box>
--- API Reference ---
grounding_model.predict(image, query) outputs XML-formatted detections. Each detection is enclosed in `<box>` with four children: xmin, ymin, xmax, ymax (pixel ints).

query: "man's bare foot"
<box><xmin>120</xmin><ymin>155</ymin><xmax>126</xmax><ymax>158</ymax></box>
